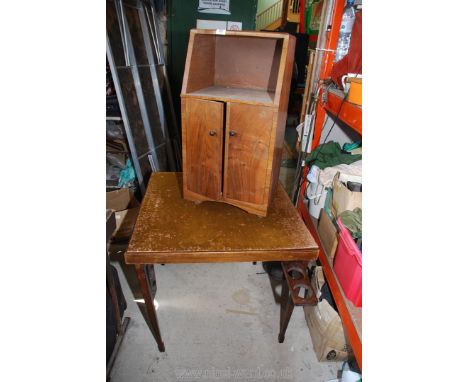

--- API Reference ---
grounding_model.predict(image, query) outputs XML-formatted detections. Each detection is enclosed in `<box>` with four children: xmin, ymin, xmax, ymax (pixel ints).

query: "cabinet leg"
<box><xmin>135</xmin><ymin>264</ymin><xmax>165</xmax><ymax>352</ymax></box>
<box><xmin>278</xmin><ymin>278</ymin><xmax>294</xmax><ymax>343</ymax></box>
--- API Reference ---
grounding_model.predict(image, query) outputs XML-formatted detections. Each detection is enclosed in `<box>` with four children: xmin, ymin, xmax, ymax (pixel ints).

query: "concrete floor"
<box><xmin>109</xmin><ymin>259</ymin><xmax>341</xmax><ymax>382</ymax></box>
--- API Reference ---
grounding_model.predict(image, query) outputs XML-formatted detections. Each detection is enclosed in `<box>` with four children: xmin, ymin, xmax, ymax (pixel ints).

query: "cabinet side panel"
<box><xmin>183</xmin><ymin>33</ymin><xmax>215</xmax><ymax>94</ymax></box>
<box><xmin>184</xmin><ymin>98</ymin><xmax>224</xmax><ymax>200</ymax></box>
<box><xmin>269</xmin><ymin>36</ymin><xmax>296</xmax><ymax>205</ymax></box>
<box><xmin>224</xmin><ymin>103</ymin><xmax>274</xmax><ymax>205</ymax></box>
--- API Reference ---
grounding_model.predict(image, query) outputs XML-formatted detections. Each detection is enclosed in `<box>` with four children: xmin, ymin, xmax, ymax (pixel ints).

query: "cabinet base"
<box><xmin>183</xmin><ymin>189</ymin><xmax>268</xmax><ymax>217</ymax></box>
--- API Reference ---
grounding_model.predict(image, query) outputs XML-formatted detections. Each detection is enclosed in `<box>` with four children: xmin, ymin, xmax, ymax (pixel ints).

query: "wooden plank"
<box><xmin>182</xmin><ymin>98</ymin><xmax>224</xmax><ymax>200</ymax></box>
<box><xmin>190</xmin><ymin>28</ymin><xmax>290</xmax><ymax>40</ymax></box>
<box><xmin>183</xmin><ymin>86</ymin><xmax>275</xmax><ymax>105</ymax></box>
<box><xmin>182</xmin><ymin>33</ymin><xmax>215</xmax><ymax>94</ymax></box>
<box><xmin>267</xmin><ymin>34</ymin><xmax>296</xmax><ymax>207</ymax></box>
<box><xmin>126</xmin><ymin>249</ymin><xmax>317</xmax><ymax>265</ymax></box>
<box><xmin>215</xmin><ymin>35</ymin><xmax>279</xmax><ymax>91</ymax></box>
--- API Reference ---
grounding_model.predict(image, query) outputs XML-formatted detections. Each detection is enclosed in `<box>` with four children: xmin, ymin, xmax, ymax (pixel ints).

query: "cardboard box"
<box><xmin>317</xmin><ymin>208</ymin><xmax>338</xmax><ymax>260</ymax></box>
<box><xmin>304</xmin><ymin>267</ymin><xmax>349</xmax><ymax>362</ymax></box>
<box><xmin>106</xmin><ymin>188</ymin><xmax>140</xmax><ymax>241</ymax></box>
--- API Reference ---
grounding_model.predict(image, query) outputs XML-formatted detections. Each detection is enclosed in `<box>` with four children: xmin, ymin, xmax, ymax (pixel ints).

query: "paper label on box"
<box><xmin>227</xmin><ymin>21</ymin><xmax>242</xmax><ymax>31</ymax></box>
<box><xmin>196</xmin><ymin>19</ymin><xmax>227</xmax><ymax>30</ymax></box>
<box><xmin>198</xmin><ymin>0</ymin><xmax>230</xmax><ymax>15</ymax></box>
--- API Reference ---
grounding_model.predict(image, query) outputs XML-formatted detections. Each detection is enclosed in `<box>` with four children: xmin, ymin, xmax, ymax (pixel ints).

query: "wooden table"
<box><xmin>125</xmin><ymin>172</ymin><xmax>318</xmax><ymax>351</ymax></box>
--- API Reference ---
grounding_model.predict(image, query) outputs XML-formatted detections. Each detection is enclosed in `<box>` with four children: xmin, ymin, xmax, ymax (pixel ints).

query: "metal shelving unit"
<box><xmin>323</xmin><ymin>88</ymin><xmax>362</xmax><ymax>135</ymax></box>
<box><xmin>294</xmin><ymin>0</ymin><xmax>362</xmax><ymax>370</ymax></box>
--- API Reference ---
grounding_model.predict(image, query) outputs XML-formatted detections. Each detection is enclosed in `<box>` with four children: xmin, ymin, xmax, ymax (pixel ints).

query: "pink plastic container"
<box><xmin>333</xmin><ymin>218</ymin><xmax>362</xmax><ymax>307</ymax></box>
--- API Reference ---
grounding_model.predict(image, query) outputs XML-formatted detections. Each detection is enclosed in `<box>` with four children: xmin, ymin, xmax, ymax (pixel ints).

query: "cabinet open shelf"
<box><xmin>181</xmin><ymin>30</ymin><xmax>291</xmax><ymax>106</ymax></box>
<box><xmin>185</xmin><ymin>86</ymin><xmax>275</xmax><ymax>106</ymax></box>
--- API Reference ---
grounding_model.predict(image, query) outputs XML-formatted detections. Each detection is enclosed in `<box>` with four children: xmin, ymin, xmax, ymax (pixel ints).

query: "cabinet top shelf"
<box><xmin>181</xmin><ymin>29</ymin><xmax>295</xmax><ymax>107</ymax></box>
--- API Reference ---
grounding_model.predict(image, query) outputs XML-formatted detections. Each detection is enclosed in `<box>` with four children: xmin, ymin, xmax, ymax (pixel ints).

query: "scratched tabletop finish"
<box><xmin>125</xmin><ymin>173</ymin><xmax>318</xmax><ymax>264</ymax></box>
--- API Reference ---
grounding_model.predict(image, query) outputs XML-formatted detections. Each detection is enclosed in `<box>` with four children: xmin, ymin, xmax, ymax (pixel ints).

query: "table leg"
<box><xmin>278</xmin><ymin>278</ymin><xmax>294</xmax><ymax>343</ymax></box>
<box><xmin>107</xmin><ymin>255</ymin><xmax>122</xmax><ymax>335</ymax></box>
<box><xmin>135</xmin><ymin>264</ymin><xmax>165</xmax><ymax>352</ymax></box>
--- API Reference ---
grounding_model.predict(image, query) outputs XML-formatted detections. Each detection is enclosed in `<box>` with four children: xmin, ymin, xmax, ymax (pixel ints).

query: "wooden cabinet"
<box><xmin>181</xmin><ymin>29</ymin><xmax>296</xmax><ymax>217</ymax></box>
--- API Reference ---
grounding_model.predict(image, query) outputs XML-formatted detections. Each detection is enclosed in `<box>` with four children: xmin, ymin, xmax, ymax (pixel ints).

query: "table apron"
<box><xmin>125</xmin><ymin>249</ymin><xmax>319</xmax><ymax>264</ymax></box>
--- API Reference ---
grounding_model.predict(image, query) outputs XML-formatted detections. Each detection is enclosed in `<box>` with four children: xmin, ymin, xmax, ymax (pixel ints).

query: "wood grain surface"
<box><xmin>183</xmin><ymin>86</ymin><xmax>275</xmax><ymax>106</ymax></box>
<box><xmin>125</xmin><ymin>172</ymin><xmax>318</xmax><ymax>264</ymax></box>
<box><xmin>224</xmin><ymin>103</ymin><xmax>274</xmax><ymax>206</ymax></box>
<box><xmin>268</xmin><ymin>35</ymin><xmax>296</xmax><ymax>206</ymax></box>
<box><xmin>214</xmin><ymin>35</ymin><xmax>279</xmax><ymax>91</ymax></box>
<box><xmin>182</xmin><ymin>33</ymin><xmax>215</xmax><ymax>94</ymax></box>
<box><xmin>182</xmin><ymin>98</ymin><xmax>224</xmax><ymax>200</ymax></box>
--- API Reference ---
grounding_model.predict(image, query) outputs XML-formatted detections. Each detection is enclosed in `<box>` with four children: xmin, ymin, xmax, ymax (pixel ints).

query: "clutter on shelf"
<box><xmin>325</xmin><ymin>361</ymin><xmax>362</xmax><ymax>382</ymax></box>
<box><xmin>304</xmin><ymin>140</ymin><xmax>362</xmax><ymax>308</ymax></box>
<box><xmin>106</xmin><ymin>188</ymin><xmax>140</xmax><ymax>243</ymax></box>
<box><xmin>106</xmin><ymin>121</ymin><xmax>137</xmax><ymax>191</ymax></box>
<box><xmin>117</xmin><ymin>159</ymin><xmax>136</xmax><ymax>189</ymax></box>
<box><xmin>330</xmin><ymin>7</ymin><xmax>362</xmax><ymax>90</ymax></box>
<box><xmin>334</xmin><ymin>217</ymin><xmax>362</xmax><ymax>307</ymax></box>
<box><xmin>306</xmin><ymin>141</ymin><xmax>361</xmax><ymax>169</ymax></box>
<box><xmin>304</xmin><ymin>266</ymin><xmax>349</xmax><ymax>362</ymax></box>
<box><xmin>304</xmin><ymin>141</ymin><xmax>362</xmax><ymax>220</ymax></box>
<box><xmin>340</xmin><ymin>208</ymin><xmax>362</xmax><ymax>240</ymax></box>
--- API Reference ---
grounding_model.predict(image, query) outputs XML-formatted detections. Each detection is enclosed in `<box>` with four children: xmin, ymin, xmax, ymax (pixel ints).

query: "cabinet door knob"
<box><xmin>209</xmin><ymin>130</ymin><xmax>217</xmax><ymax>136</ymax></box>
<box><xmin>229</xmin><ymin>130</ymin><xmax>236</xmax><ymax>137</ymax></box>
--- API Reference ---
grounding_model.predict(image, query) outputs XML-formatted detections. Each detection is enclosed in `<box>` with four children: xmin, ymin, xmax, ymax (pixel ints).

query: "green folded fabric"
<box><xmin>305</xmin><ymin>141</ymin><xmax>362</xmax><ymax>169</ymax></box>
<box><xmin>339</xmin><ymin>208</ymin><xmax>362</xmax><ymax>239</ymax></box>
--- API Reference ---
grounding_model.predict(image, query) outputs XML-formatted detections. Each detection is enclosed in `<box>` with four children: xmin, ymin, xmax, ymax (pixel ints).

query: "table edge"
<box><xmin>124</xmin><ymin>248</ymin><xmax>319</xmax><ymax>264</ymax></box>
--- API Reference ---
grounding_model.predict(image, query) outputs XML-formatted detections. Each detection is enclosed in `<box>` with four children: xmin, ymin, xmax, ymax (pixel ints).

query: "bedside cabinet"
<box><xmin>181</xmin><ymin>29</ymin><xmax>296</xmax><ymax>217</ymax></box>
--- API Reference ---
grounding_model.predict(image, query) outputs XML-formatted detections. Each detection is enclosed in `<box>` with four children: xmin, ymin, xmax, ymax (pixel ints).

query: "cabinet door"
<box><xmin>183</xmin><ymin>98</ymin><xmax>224</xmax><ymax>200</ymax></box>
<box><xmin>224</xmin><ymin>103</ymin><xmax>274</xmax><ymax>205</ymax></box>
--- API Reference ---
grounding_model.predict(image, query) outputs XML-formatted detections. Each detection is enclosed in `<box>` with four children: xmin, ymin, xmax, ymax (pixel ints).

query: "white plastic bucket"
<box><xmin>307</xmin><ymin>181</ymin><xmax>328</xmax><ymax>219</ymax></box>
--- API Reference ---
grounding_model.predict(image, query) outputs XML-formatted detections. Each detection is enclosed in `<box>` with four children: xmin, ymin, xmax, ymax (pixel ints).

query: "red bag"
<box><xmin>331</xmin><ymin>11</ymin><xmax>362</xmax><ymax>89</ymax></box>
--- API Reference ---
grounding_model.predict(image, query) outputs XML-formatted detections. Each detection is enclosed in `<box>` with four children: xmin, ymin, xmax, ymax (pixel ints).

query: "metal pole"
<box><xmin>292</xmin><ymin>0</ymin><xmax>335</xmax><ymax>204</ymax></box>
<box><xmin>106</xmin><ymin>35</ymin><xmax>146</xmax><ymax>194</ymax></box>
<box><xmin>121</xmin><ymin>3</ymin><xmax>161</xmax><ymax>172</ymax></box>
<box><xmin>138</xmin><ymin>3</ymin><xmax>176</xmax><ymax>171</ymax></box>
<box><xmin>150</xmin><ymin>4</ymin><xmax>165</xmax><ymax>65</ymax></box>
<box><xmin>151</xmin><ymin>3</ymin><xmax>182</xmax><ymax>169</ymax></box>
<box><xmin>115</xmin><ymin>0</ymin><xmax>130</xmax><ymax>66</ymax></box>
<box><xmin>144</xmin><ymin>4</ymin><xmax>163</xmax><ymax>65</ymax></box>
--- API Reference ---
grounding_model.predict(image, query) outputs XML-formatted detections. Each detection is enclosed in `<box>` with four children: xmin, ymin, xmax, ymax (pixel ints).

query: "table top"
<box><xmin>125</xmin><ymin>173</ymin><xmax>318</xmax><ymax>264</ymax></box>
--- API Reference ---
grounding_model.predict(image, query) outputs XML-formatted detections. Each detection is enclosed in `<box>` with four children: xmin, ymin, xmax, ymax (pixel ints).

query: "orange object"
<box><xmin>347</xmin><ymin>78</ymin><xmax>362</xmax><ymax>106</ymax></box>
<box><xmin>323</xmin><ymin>90</ymin><xmax>362</xmax><ymax>135</ymax></box>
